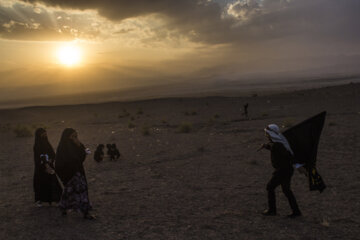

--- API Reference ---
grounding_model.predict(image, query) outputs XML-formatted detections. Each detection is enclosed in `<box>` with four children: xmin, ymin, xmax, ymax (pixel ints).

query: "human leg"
<box><xmin>281</xmin><ymin>174</ymin><xmax>301</xmax><ymax>217</ymax></box>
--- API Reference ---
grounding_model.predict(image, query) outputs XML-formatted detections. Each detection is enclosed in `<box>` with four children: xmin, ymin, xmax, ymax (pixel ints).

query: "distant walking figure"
<box><xmin>260</xmin><ymin>124</ymin><xmax>302</xmax><ymax>218</ymax></box>
<box><xmin>33</xmin><ymin>128</ymin><xmax>62</xmax><ymax>207</ymax></box>
<box><xmin>55</xmin><ymin>128</ymin><xmax>95</xmax><ymax>219</ymax></box>
<box><xmin>243</xmin><ymin>103</ymin><xmax>249</xmax><ymax>118</ymax></box>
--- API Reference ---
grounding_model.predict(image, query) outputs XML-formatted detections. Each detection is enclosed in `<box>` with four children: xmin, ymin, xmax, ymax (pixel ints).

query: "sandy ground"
<box><xmin>0</xmin><ymin>83</ymin><xmax>359</xmax><ymax>239</ymax></box>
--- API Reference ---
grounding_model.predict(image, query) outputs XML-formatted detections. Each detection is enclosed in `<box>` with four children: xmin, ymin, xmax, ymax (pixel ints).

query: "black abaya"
<box><xmin>33</xmin><ymin>128</ymin><xmax>62</xmax><ymax>203</ymax></box>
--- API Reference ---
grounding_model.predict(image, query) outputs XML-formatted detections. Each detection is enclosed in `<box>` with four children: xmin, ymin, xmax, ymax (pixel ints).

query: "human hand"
<box><xmin>257</xmin><ymin>143</ymin><xmax>268</xmax><ymax>152</ymax></box>
<box><xmin>45</xmin><ymin>164</ymin><xmax>55</xmax><ymax>174</ymax></box>
<box><xmin>85</xmin><ymin>148</ymin><xmax>91</xmax><ymax>155</ymax></box>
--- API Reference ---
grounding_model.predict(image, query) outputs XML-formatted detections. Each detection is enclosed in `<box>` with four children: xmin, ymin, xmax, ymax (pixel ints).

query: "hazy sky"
<box><xmin>1</xmin><ymin>0</ymin><xmax>360</xmax><ymax>103</ymax></box>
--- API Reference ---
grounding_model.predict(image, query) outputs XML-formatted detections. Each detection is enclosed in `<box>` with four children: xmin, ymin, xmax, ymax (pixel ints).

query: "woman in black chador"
<box><xmin>55</xmin><ymin>128</ymin><xmax>95</xmax><ymax>219</ymax></box>
<box><xmin>33</xmin><ymin>128</ymin><xmax>62</xmax><ymax>207</ymax></box>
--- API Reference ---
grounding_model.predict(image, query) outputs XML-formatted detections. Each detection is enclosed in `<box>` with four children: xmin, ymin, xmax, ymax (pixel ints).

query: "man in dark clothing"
<box><xmin>243</xmin><ymin>103</ymin><xmax>249</xmax><ymax>118</ymax></box>
<box><xmin>261</xmin><ymin>124</ymin><xmax>302</xmax><ymax>218</ymax></box>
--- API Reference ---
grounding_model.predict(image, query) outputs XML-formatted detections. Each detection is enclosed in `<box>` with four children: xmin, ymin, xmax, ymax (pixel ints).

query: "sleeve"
<box><xmin>263</xmin><ymin>143</ymin><xmax>272</xmax><ymax>150</ymax></box>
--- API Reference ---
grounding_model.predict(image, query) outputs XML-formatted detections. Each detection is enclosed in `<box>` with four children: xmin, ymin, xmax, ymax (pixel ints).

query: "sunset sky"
<box><xmin>1</xmin><ymin>0</ymin><xmax>360</xmax><ymax>104</ymax></box>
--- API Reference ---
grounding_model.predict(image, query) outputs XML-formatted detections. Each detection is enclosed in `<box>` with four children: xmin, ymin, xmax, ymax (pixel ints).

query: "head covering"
<box><xmin>58</xmin><ymin>128</ymin><xmax>76</xmax><ymax>147</ymax></box>
<box><xmin>265</xmin><ymin>124</ymin><xmax>294</xmax><ymax>155</ymax></box>
<box><xmin>34</xmin><ymin>128</ymin><xmax>55</xmax><ymax>159</ymax></box>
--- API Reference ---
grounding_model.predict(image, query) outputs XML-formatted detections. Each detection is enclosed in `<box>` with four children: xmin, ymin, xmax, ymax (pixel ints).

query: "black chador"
<box><xmin>33</xmin><ymin>128</ymin><xmax>62</xmax><ymax>206</ymax></box>
<box><xmin>94</xmin><ymin>144</ymin><xmax>104</xmax><ymax>162</ymax></box>
<box><xmin>55</xmin><ymin>128</ymin><xmax>95</xmax><ymax>219</ymax></box>
<box><xmin>261</xmin><ymin>124</ymin><xmax>302</xmax><ymax>218</ymax></box>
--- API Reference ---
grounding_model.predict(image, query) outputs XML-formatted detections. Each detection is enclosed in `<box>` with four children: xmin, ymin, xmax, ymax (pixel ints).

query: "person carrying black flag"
<box><xmin>259</xmin><ymin>112</ymin><xmax>327</xmax><ymax>218</ymax></box>
<box><xmin>260</xmin><ymin>124</ymin><xmax>303</xmax><ymax>218</ymax></box>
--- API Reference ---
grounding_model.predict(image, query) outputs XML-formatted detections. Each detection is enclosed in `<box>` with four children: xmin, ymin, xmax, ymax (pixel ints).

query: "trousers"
<box><xmin>266</xmin><ymin>168</ymin><xmax>300</xmax><ymax>213</ymax></box>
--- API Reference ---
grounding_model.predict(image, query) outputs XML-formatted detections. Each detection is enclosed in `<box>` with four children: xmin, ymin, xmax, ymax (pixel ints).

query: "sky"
<box><xmin>1</xmin><ymin>0</ymin><xmax>360</xmax><ymax>104</ymax></box>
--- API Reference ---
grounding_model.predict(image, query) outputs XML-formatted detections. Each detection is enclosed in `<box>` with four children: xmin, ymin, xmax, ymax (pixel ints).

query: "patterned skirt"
<box><xmin>59</xmin><ymin>172</ymin><xmax>92</xmax><ymax>214</ymax></box>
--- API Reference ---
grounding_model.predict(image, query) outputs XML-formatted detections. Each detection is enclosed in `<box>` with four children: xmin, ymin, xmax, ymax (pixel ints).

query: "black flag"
<box><xmin>283</xmin><ymin>111</ymin><xmax>327</xmax><ymax>192</ymax></box>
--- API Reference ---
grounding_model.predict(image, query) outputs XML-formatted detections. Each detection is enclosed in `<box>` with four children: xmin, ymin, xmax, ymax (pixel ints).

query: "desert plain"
<box><xmin>0</xmin><ymin>82</ymin><xmax>359</xmax><ymax>239</ymax></box>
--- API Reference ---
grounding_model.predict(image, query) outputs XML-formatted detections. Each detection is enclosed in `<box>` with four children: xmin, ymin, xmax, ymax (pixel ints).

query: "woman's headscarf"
<box><xmin>33</xmin><ymin>128</ymin><xmax>55</xmax><ymax>160</ymax></box>
<box><xmin>56</xmin><ymin>128</ymin><xmax>76</xmax><ymax>152</ymax></box>
<box><xmin>264</xmin><ymin>124</ymin><xmax>294</xmax><ymax>155</ymax></box>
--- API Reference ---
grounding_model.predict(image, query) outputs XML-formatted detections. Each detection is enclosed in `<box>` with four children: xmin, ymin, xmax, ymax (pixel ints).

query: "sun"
<box><xmin>56</xmin><ymin>45</ymin><xmax>82</xmax><ymax>66</ymax></box>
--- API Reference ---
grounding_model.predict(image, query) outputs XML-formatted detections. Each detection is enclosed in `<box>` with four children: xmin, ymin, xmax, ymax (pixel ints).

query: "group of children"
<box><xmin>94</xmin><ymin>143</ymin><xmax>121</xmax><ymax>162</ymax></box>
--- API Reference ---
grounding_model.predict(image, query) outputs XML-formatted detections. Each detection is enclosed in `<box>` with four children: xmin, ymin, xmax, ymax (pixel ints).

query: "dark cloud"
<box><xmin>19</xmin><ymin>0</ymin><xmax>234</xmax><ymax>43</ymax></box>
<box><xmin>232</xmin><ymin>0</ymin><xmax>360</xmax><ymax>43</ymax></box>
<box><xmin>16</xmin><ymin>0</ymin><xmax>360</xmax><ymax>45</ymax></box>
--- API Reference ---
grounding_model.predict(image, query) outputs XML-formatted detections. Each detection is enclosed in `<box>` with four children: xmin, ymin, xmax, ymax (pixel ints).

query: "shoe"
<box><xmin>287</xmin><ymin>212</ymin><xmax>302</xmax><ymax>218</ymax></box>
<box><xmin>60</xmin><ymin>209</ymin><xmax>67</xmax><ymax>216</ymax></box>
<box><xmin>35</xmin><ymin>201</ymin><xmax>42</xmax><ymax>207</ymax></box>
<box><xmin>262</xmin><ymin>209</ymin><xmax>276</xmax><ymax>216</ymax></box>
<box><xmin>84</xmin><ymin>213</ymin><xmax>96</xmax><ymax>220</ymax></box>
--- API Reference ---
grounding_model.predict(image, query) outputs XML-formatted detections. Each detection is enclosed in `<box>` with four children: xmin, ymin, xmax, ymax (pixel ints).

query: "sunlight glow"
<box><xmin>56</xmin><ymin>44</ymin><xmax>82</xmax><ymax>66</ymax></box>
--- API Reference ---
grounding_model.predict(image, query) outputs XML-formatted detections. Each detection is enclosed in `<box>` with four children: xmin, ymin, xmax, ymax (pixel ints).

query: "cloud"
<box><xmin>13</xmin><ymin>0</ymin><xmax>359</xmax><ymax>46</ymax></box>
<box><xmin>15</xmin><ymin>0</ymin><xmax>233</xmax><ymax>44</ymax></box>
<box><xmin>0</xmin><ymin>1</ymin><xmax>101</xmax><ymax>41</ymax></box>
<box><xmin>232</xmin><ymin>0</ymin><xmax>360</xmax><ymax>43</ymax></box>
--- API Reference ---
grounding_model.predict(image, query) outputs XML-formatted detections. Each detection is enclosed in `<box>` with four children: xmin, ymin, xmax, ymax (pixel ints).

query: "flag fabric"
<box><xmin>283</xmin><ymin>111</ymin><xmax>327</xmax><ymax>192</ymax></box>
<box><xmin>309</xmin><ymin>167</ymin><xmax>326</xmax><ymax>193</ymax></box>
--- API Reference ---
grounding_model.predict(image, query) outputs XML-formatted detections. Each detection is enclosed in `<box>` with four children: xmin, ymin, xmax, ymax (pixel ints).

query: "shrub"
<box><xmin>250</xmin><ymin>160</ymin><xmax>258</xmax><ymax>165</ymax></box>
<box><xmin>128</xmin><ymin>121</ymin><xmax>136</xmax><ymax>129</ymax></box>
<box><xmin>185</xmin><ymin>111</ymin><xmax>197</xmax><ymax>116</ymax></box>
<box><xmin>177</xmin><ymin>122</ymin><xmax>192</xmax><ymax>133</ymax></box>
<box><xmin>214</xmin><ymin>114</ymin><xmax>220</xmax><ymax>119</ymax></box>
<box><xmin>142</xmin><ymin>125</ymin><xmax>150</xmax><ymax>136</ymax></box>
<box><xmin>198</xmin><ymin>146</ymin><xmax>205</xmax><ymax>152</ymax></box>
<box><xmin>137</xmin><ymin>109</ymin><xmax>143</xmax><ymax>115</ymax></box>
<box><xmin>13</xmin><ymin>125</ymin><xmax>33</xmax><ymax>137</ymax></box>
<box><xmin>0</xmin><ymin>123</ymin><xmax>11</xmax><ymax>133</ymax></box>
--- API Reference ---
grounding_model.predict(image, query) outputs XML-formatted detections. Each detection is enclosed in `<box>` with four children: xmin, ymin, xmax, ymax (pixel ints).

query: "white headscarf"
<box><xmin>264</xmin><ymin>124</ymin><xmax>294</xmax><ymax>155</ymax></box>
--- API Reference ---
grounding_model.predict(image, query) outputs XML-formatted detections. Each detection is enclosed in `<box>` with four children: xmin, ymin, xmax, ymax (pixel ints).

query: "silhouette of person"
<box><xmin>33</xmin><ymin>128</ymin><xmax>62</xmax><ymax>207</ymax></box>
<box><xmin>55</xmin><ymin>128</ymin><xmax>95</xmax><ymax>220</ymax></box>
<box><xmin>261</xmin><ymin>124</ymin><xmax>302</xmax><ymax>218</ymax></box>
<box><xmin>244</xmin><ymin>103</ymin><xmax>249</xmax><ymax>118</ymax></box>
